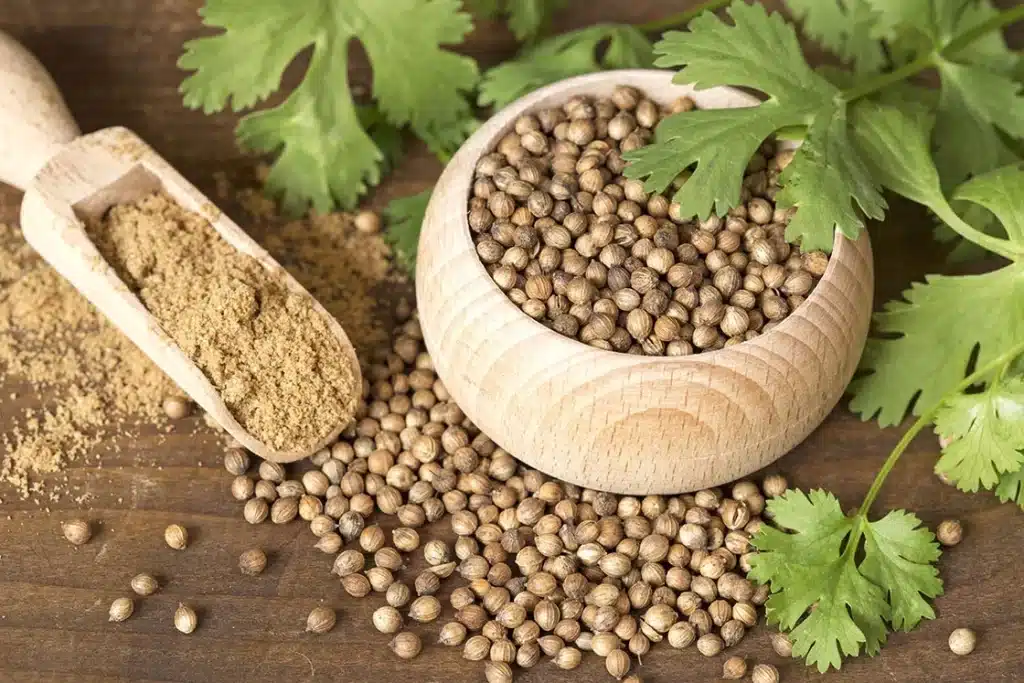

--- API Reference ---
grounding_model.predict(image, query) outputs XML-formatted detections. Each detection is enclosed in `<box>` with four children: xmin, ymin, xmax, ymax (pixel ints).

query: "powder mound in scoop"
<box><xmin>85</xmin><ymin>191</ymin><xmax>358</xmax><ymax>452</ymax></box>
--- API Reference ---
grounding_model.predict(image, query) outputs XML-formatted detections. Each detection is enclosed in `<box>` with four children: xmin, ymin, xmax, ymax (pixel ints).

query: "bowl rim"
<box><xmin>434</xmin><ymin>68</ymin><xmax>857</xmax><ymax>368</ymax></box>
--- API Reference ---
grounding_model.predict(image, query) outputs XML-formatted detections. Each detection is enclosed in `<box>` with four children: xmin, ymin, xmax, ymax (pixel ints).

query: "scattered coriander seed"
<box><xmin>341</xmin><ymin>573</ymin><xmax>372</xmax><ymax>598</ymax></box>
<box><xmin>271</xmin><ymin>497</ymin><xmax>299</xmax><ymax>524</ymax></box>
<box><xmin>553</xmin><ymin>646</ymin><xmax>582</xmax><ymax>670</ymax></box>
<box><xmin>162</xmin><ymin>396</ymin><xmax>191</xmax><ymax>420</ymax></box>
<box><xmin>390</xmin><ymin>631</ymin><xmax>422</xmax><ymax>659</ymax></box>
<box><xmin>393</xmin><ymin>527</ymin><xmax>420</xmax><ymax>553</ymax></box>
<box><xmin>752</xmin><ymin>663</ymin><xmax>780</xmax><ymax>683</ymax></box>
<box><xmin>764</xmin><ymin>630</ymin><xmax>791</xmax><ymax>658</ymax></box>
<box><xmin>243</xmin><ymin>497</ymin><xmax>269</xmax><ymax>524</ymax></box>
<box><xmin>164</xmin><ymin>524</ymin><xmax>188</xmax><ymax>550</ymax></box>
<box><xmin>108</xmin><ymin>597</ymin><xmax>134</xmax><ymax>622</ymax></box>
<box><xmin>723</xmin><ymin>656</ymin><xmax>747</xmax><ymax>679</ymax></box>
<box><xmin>464</xmin><ymin>634</ymin><xmax>492</xmax><ymax>661</ymax></box>
<box><xmin>62</xmin><ymin>519</ymin><xmax>91</xmax><ymax>546</ymax></box>
<box><xmin>354</xmin><ymin>210</ymin><xmax>381</xmax><ymax>235</ymax></box>
<box><xmin>386</xmin><ymin>582</ymin><xmax>412</xmax><ymax>608</ymax></box>
<box><xmin>605</xmin><ymin>649</ymin><xmax>630</xmax><ymax>679</ymax></box>
<box><xmin>239</xmin><ymin>548</ymin><xmax>268</xmax><ymax>576</ymax></box>
<box><xmin>439</xmin><ymin>621</ymin><xmax>468</xmax><ymax>646</ymax></box>
<box><xmin>761</xmin><ymin>473</ymin><xmax>788</xmax><ymax>498</ymax></box>
<box><xmin>623</xmin><ymin>676</ymin><xmax>643</xmax><ymax>683</ymax></box>
<box><xmin>485</xmin><ymin>661</ymin><xmax>513</xmax><ymax>683</ymax></box>
<box><xmin>223</xmin><ymin>448</ymin><xmax>250</xmax><ymax>475</ymax></box>
<box><xmin>373</xmin><ymin>605</ymin><xmax>404</xmax><ymax>634</ymax></box>
<box><xmin>231</xmin><ymin>475</ymin><xmax>255</xmax><ymax>501</ymax></box>
<box><xmin>949</xmin><ymin>627</ymin><xmax>976</xmax><ymax>656</ymax></box>
<box><xmin>174</xmin><ymin>603</ymin><xmax>198</xmax><ymax>634</ymax></box>
<box><xmin>130</xmin><ymin>573</ymin><xmax>159</xmax><ymax>596</ymax></box>
<box><xmin>306</xmin><ymin>605</ymin><xmax>337</xmax><ymax>634</ymax></box>
<box><xmin>937</xmin><ymin>519</ymin><xmax>963</xmax><ymax>547</ymax></box>
<box><xmin>409</xmin><ymin>595</ymin><xmax>442</xmax><ymax>623</ymax></box>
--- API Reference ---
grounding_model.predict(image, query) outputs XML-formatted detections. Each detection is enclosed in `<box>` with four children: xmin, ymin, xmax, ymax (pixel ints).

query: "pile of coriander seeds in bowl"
<box><xmin>468</xmin><ymin>84</ymin><xmax>829</xmax><ymax>356</ymax></box>
<box><xmin>224</xmin><ymin>302</ymin><xmax>793</xmax><ymax>682</ymax></box>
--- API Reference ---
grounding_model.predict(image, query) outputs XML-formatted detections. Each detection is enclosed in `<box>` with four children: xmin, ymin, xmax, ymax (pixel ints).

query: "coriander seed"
<box><xmin>752</xmin><ymin>663</ymin><xmax>780</xmax><ymax>683</ymax></box>
<box><xmin>306</xmin><ymin>605</ymin><xmax>337</xmax><ymax>634</ymax></box>
<box><xmin>108</xmin><ymin>597</ymin><xmax>135</xmax><ymax>622</ymax></box>
<box><xmin>439</xmin><ymin>621</ymin><xmax>468</xmax><ymax>646</ymax></box>
<box><xmin>174</xmin><ymin>603</ymin><xmax>198</xmax><ymax>634</ymax></box>
<box><xmin>164</xmin><ymin>524</ymin><xmax>188</xmax><ymax>550</ymax></box>
<box><xmin>484</xmin><ymin>661</ymin><xmax>513</xmax><ymax>683</ymax></box>
<box><xmin>762</xmin><ymin>473</ymin><xmax>788</xmax><ymax>497</ymax></box>
<box><xmin>223</xmin><ymin>448</ymin><xmax>250</xmax><ymax>475</ymax></box>
<box><xmin>231</xmin><ymin>475</ymin><xmax>255</xmax><ymax>501</ymax></box>
<box><xmin>464</xmin><ymin>634</ymin><xmax>491</xmax><ymax>661</ymax></box>
<box><xmin>937</xmin><ymin>519</ymin><xmax>963</xmax><ymax>547</ymax></box>
<box><xmin>771</xmin><ymin>631</ymin><xmax>793</xmax><ymax>657</ymax></box>
<box><xmin>389</xmin><ymin>631</ymin><xmax>422</xmax><ymax>659</ymax></box>
<box><xmin>62</xmin><ymin>519</ymin><xmax>91</xmax><ymax>546</ymax></box>
<box><xmin>162</xmin><ymin>396</ymin><xmax>191</xmax><ymax>420</ymax></box>
<box><xmin>723</xmin><ymin>656</ymin><xmax>747</xmax><ymax>679</ymax></box>
<box><xmin>553</xmin><ymin>646</ymin><xmax>582</xmax><ymax>670</ymax></box>
<box><xmin>130</xmin><ymin>573</ymin><xmax>159</xmax><ymax>596</ymax></box>
<box><xmin>949</xmin><ymin>627</ymin><xmax>976</xmax><ymax>655</ymax></box>
<box><xmin>605</xmin><ymin>649</ymin><xmax>630</xmax><ymax>679</ymax></box>
<box><xmin>239</xmin><ymin>548</ymin><xmax>268</xmax><ymax>576</ymax></box>
<box><xmin>386</xmin><ymin>582</ymin><xmax>412</xmax><ymax>608</ymax></box>
<box><xmin>243</xmin><ymin>497</ymin><xmax>269</xmax><ymax>524</ymax></box>
<box><xmin>409</xmin><ymin>595</ymin><xmax>442</xmax><ymax>623</ymax></box>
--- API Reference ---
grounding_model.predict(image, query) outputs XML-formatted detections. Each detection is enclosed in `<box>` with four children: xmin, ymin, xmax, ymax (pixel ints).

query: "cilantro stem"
<box><xmin>636</xmin><ymin>0</ymin><xmax>731</xmax><ymax>34</ymax></box>
<box><xmin>930</xmin><ymin>202</ymin><xmax>1022</xmax><ymax>262</ymax></box>
<box><xmin>855</xmin><ymin>340</ymin><xmax>1024</xmax><ymax>518</ymax></box>
<box><xmin>841</xmin><ymin>4</ymin><xmax>1024</xmax><ymax>104</ymax></box>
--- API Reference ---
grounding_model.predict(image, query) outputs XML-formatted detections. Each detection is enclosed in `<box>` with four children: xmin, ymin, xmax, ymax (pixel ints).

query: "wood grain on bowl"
<box><xmin>417</xmin><ymin>70</ymin><xmax>873</xmax><ymax>494</ymax></box>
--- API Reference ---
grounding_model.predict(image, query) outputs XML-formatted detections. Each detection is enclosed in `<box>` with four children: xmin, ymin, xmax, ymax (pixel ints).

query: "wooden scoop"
<box><xmin>0</xmin><ymin>31</ymin><xmax>362</xmax><ymax>463</ymax></box>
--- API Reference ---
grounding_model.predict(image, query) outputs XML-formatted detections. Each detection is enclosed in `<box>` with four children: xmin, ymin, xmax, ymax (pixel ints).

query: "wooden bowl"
<box><xmin>417</xmin><ymin>70</ymin><xmax>873</xmax><ymax>494</ymax></box>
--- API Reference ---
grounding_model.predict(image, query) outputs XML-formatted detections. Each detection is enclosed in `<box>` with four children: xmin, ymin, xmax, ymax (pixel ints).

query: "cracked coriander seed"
<box><xmin>164</xmin><ymin>524</ymin><xmax>188</xmax><ymax>550</ymax></box>
<box><xmin>130</xmin><ymin>573</ymin><xmax>159</xmax><ymax>596</ymax></box>
<box><xmin>306</xmin><ymin>606</ymin><xmax>337</xmax><ymax>634</ymax></box>
<box><xmin>108</xmin><ymin>597</ymin><xmax>134</xmax><ymax>622</ymax></box>
<box><xmin>62</xmin><ymin>519</ymin><xmax>91</xmax><ymax>546</ymax></box>
<box><xmin>949</xmin><ymin>627</ymin><xmax>976</xmax><ymax>655</ymax></box>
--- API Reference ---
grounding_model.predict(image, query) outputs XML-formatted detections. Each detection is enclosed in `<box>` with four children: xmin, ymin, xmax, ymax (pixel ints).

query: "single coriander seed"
<box><xmin>949</xmin><ymin>627</ymin><xmax>976</xmax><ymax>656</ymax></box>
<box><xmin>751</xmin><ymin>663</ymin><xmax>780</xmax><ymax>683</ymax></box>
<box><xmin>130</xmin><ymin>573</ymin><xmax>159</xmax><ymax>596</ymax></box>
<box><xmin>108</xmin><ymin>597</ymin><xmax>135</xmax><ymax>622</ymax></box>
<box><xmin>390</xmin><ymin>631</ymin><xmax>422</xmax><ymax>659</ymax></box>
<box><xmin>162</xmin><ymin>396</ymin><xmax>191</xmax><ymax>420</ymax></box>
<box><xmin>164</xmin><ymin>524</ymin><xmax>188</xmax><ymax>550</ymax></box>
<box><xmin>239</xmin><ymin>548</ymin><xmax>268</xmax><ymax>576</ymax></box>
<box><xmin>373</xmin><ymin>605</ymin><xmax>404</xmax><ymax>634</ymax></box>
<box><xmin>771</xmin><ymin>631</ymin><xmax>793</xmax><ymax>657</ymax></box>
<box><xmin>223</xmin><ymin>448</ymin><xmax>250</xmax><ymax>475</ymax></box>
<box><xmin>306</xmin><ymin>606</ymin><xmax>337</xmax><ymax>634</ymax></box>
<box><xmin>174</xmin><ymin>603</ymin><xmax>198</xmax><ymax>634</ymax></box>
<box><xmin>761</xmin><ymin>473</ymin><xmax>788</xmax><ymax>497</ymax></box>
<box><xmin>937</xmin><ymin>519</ymin><xmax>963</xmax><ymax>547</ymax></box>
<box><xmin>62</xmin><ymin>519</ymin><xmax>91</xmax><ymax>546</ymax></box>
<box><xmin>722</xmin><ymin>656</ymin><xmax>747</xmax><ymax>679</ymax></box>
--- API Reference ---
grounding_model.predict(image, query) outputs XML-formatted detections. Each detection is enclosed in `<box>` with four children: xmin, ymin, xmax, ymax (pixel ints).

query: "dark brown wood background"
<box><xmin>1</xmin><ymin>2</ymin><xmax>1021</xmax><ymax>682</ymax></box>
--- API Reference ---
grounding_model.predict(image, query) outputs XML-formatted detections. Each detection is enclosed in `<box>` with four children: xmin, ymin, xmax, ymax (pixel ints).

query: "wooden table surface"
<box><xmin>1</xmin><ymin>2</ymin><xmax>1021</xmax><ymax>682</ymax></box>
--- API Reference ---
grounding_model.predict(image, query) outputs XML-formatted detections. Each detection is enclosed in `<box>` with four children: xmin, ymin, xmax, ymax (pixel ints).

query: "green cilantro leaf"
<box><xmin>466</xmin><ymin>0</ymin><xmax>565</xmax><ymax>42</ymax></box>
<box><xmin>775</xmin><ymin>102</ymin><xmax>886</xmax><ymax>250</ymax></box>
<box><xmin>749</xmin><ymin>490</ymin><xmax>888</xmax><ymax>672</ymax></box>
<box><xmin>478</xmin><ymin>25</ymin><xmax>653</xmax><ymax>109</ymax></box>
<box><xmin>953</xmin><ymin>163</ymin><xmax>1024</xmax><ymax>243</ymax></box>
<box><xmin>860</xmin><ymin>510</ymin><xmax>943</xmax><ymax>630</ymax></box>
<box><xmin>784</xmin><ymin>0</ymin><xmax>886</xmax><ymax>73</ymax></box>
<box><xmin>850</xmin><ymin>264</ymin><xmax>1024</xmax><ymax>426</ymax></box>
<box><xmin>624</xmin><ymin>2</ymin><xmax>884</xmax><ymax>249</ymax></box>
<box><xmin>934</xmin><ymin>378</ymin><xmax>1024</xmax><ymax>492</ymax></box>
<box><xmin>996</xmin><ymin>464</ymin><xmax>1024</xmax><ymax>507</ymax></box>
<box><xmin>180</xmin><ymin>0</ymin><xmax>478</xmax><ymax>213</ymax></box>
<box><xmin>751</xmin><ymin>490</ymin><xmax>942</xmax><ymax>672</ymax></box>
<box><xmin>383</xmin><ymin>188</ymin><xmax>432</xmax><ymax>274</ymax></box>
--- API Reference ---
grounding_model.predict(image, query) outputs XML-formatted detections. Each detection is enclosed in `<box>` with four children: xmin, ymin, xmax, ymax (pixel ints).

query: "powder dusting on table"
<box><xmin>0</xmin><ymin>171</ymin><xmax>398</xmax><ymax>498</ymax></box>
<box><xmin>85</xmin><ymin>191</ymin><xmax>359</xmax><ymax>453</ymax></box>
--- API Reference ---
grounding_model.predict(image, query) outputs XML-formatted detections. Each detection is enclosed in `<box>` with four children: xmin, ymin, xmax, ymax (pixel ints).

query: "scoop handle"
<box><xmin>0</xmin><ymin>31</ymin><xmax>81</xmax><ymax>191</ymax></box>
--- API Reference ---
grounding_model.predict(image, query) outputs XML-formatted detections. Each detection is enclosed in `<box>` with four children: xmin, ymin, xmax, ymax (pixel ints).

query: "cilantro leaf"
<box><xmin>996</xmin><ymin>464</ymin><xmax>1024</xmax><ymax>507</ymax></box>
<box><xmin>478</xmin><ymin>25</ymin><xmax>653</xmax><ymax>109</ymax></box>
<box><xmin>850</xmin><ymin>264</ymin><xmax>1024</xmax><ymax>426</ymax></box>
<box><xmin>466</xmin><ymin>0</ymin><xmax>565</xmax><ymax>42</ymax></box>
<box><xmin>751</xmin><ymin>490</ymin><xmax>942</xmax><ymax>672</ymax></box>
<box><xmin>775</xmin><ymin>102</ymin><xmax>886</xmax><ymax>250</ymax></box>
<box><xmin>624</xmin><ymin>2</ymin><xmax>881</xmax><ymax>249</ymax></box>
<box><xmin>934</xmin><ymin>378</ymin><xmax>1024</xmax><ymax>492</ymax></box>
<box><xmin>860</xmin><ymin>510</ymin><xmax>942</xmax><ymax>630</ymax></box>
<box><xmin>784</xmin><ymin>0</ymin><xmax>886</xmax><ymax>73</ymax></box>
<box><xmin>953</xmin><ymin>163</ymin><xmax>1024</xmax><ymax>243</ymax></box>
<box><xmin>749</xmin><ymin>490</ymin><xmax>888</xmax><ymax>672</ymax></box>
<box><xmin>383</xmin><ymin>188</ymin><xmax>432</xmax><ymax>274</ymax></box>
<box><xmin>180</xmin><ymin>0</ymin><xmax>478</xmax><ymax>213</ymax></box>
